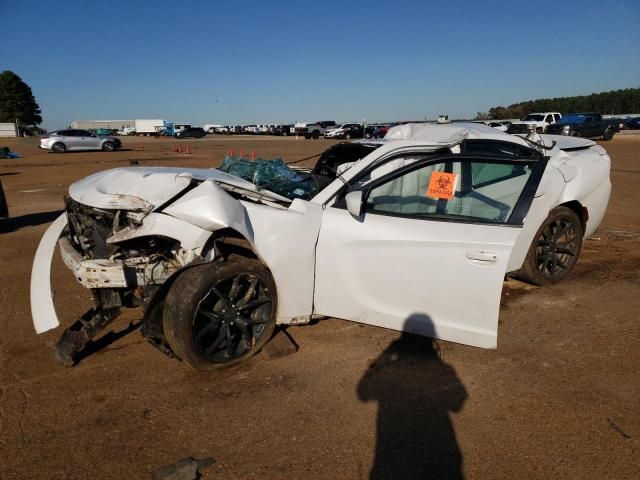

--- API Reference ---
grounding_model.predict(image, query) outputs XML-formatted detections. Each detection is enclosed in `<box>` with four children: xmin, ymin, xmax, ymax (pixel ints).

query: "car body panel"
<box><xmin>314</xmin><ymin>207</ymin><xmax>523</xmax><ymax>348</ymax></box>
<box><xmin>30</xmin><ymin>213</ymin><xmax>68</xmax><ymax>333</ymax></box>
<box><xmin>68</xmin><ymin>166</ymin><xmax>290</xmax><ymax>211</ymax></box>
<box><xmin>166</xmin><ymin>181</ymin><xmax>323</xmax><ymax>322</ymax></box>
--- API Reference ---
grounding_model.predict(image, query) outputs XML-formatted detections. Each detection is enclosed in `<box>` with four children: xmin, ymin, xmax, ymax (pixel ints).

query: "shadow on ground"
<box><xmin>0</xmin><ymin>210</ymin><xmax>63</xmax><ymax>233</ymax></box>
<box><xmin>358</xmin><ymin>315</ymin><xmax>467</xmax><ymax>480</ymax></box>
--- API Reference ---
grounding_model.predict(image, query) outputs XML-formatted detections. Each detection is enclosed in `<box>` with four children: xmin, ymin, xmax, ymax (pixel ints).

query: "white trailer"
<box><xmin>0</xmin><ymin>123</ymin><xmax>18</xmax><ymax>137</ymax></box>
<box><xmin>134</xmin><ymin>119</ymin><xmax>165</xmax><ymax>136</ymax></box>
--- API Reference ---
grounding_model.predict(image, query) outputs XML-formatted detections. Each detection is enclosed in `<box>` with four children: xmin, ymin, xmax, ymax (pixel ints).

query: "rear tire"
<box><xmin>312</xmin><ymin>131</ymin><xmax>320</xmax><ymax>139</ymax></box>
<box><xmin>516</xmin><ymin>206</ymin><xmax>583</xmax><ymax>286</ymax></box>
<box><xmin>52</xmin><ymin>142</ymin><xmax>66</xmax><ymax>153</ymax></box>
<box><xmin>102</xmin><ymin>141</ymin><xmax>115</xmax><ymax>152</ymax></box>
<box><xmin>163</xmin><ymin>257</ymin><xmax>277</xmax><ymax>370</ymax></box>
<box><xmin>571</xmin><ymin>130</ymin><xmax>581</xmax><ymax>137</ymax></box>
<box><xmin>345</xmin><ymin>133</ymin><xmax>351</xmax><ymax>140</ymax></box>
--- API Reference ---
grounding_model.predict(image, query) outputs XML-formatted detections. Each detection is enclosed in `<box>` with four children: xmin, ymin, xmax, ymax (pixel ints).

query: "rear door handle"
<box><xmin>465</xmin><ymin>251</ymin><xmax>498</xmax><ymax>263</ymax></box>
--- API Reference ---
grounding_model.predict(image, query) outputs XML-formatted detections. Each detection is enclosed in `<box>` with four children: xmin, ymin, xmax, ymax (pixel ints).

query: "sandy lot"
<box><xmin>0</xmin><ymin>135</ymin><xmax>638</xmax><ymax>479</ymax></box>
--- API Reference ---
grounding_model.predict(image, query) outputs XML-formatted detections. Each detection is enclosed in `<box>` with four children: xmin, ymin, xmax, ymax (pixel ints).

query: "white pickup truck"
<box><xmin>294</xmin><ymin>121</ymin><xmax>337</xmax><ymax>139</ymax></box>
<box><xmin>507</xmin><ymin>112</ymin><xmax>562</xmax><ymax>134</ymax></box>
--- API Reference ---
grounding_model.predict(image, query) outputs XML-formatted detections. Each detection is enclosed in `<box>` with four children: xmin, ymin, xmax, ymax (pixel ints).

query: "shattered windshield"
<box><xmin>218</xmin><ymin>156</ymin><xmax>318</xmax><ymax>200</ymax></box>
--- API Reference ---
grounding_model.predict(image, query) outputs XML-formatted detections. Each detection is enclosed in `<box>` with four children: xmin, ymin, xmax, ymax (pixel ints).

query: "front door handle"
<box><xmin>465</xmin><ymin>251</ymin><xmax>498</xmax><ymax>263</ymax></box>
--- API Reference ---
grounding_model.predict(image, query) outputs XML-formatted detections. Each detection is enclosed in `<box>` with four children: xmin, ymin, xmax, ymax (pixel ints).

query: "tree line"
<box><xmin>476</xmin><ymin>87</ymin><xmax>640</xmax><ymax>120</ymax></box>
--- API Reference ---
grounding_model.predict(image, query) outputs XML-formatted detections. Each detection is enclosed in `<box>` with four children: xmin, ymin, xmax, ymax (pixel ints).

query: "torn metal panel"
<box><xmin>163</xmin><ymin>179</ymin><xmax>255</xmax><ymax>239</ymax></box>
<box><xmin>106</xmin><ymin>212</ymin><xmax>212</xmax><ymax>254</ymax></box>
<box><xmin>59</xmin><ymin>237</ymin><xmax>128</xmax><ymax>288</ymax></box>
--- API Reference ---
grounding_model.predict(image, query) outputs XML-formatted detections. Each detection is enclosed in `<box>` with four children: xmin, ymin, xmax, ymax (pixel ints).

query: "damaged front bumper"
<box><xmin>30</xmin><ymin>213</ymin><xmax>68</xmax><ymax>334</ymax></box>
<box><xmin>30</xmin><ymin>209</ymin><xmax>193</xmax><ymax>364</ymax></box>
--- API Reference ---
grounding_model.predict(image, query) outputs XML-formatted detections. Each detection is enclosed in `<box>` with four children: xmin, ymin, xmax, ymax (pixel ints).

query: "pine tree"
<box><xmin>0</xmin><ymin>71</ymin><xmax>42</xmax><ymax>126</ymax></box>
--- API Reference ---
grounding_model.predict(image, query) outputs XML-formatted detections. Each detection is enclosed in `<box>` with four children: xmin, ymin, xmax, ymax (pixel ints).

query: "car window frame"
<box><xmin>331</xmin><ymin>149</ymin><xmax>547</xmax><ymax>227</ymax></box>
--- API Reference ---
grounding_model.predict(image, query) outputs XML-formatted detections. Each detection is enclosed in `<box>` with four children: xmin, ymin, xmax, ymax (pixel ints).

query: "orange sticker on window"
<box><xmin>427</xmin><ymin>172</ymin><xmax>458</xmax><ymax>200</ymax></box>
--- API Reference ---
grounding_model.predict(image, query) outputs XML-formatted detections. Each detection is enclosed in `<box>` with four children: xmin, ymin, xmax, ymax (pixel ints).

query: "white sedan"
<box><xmin>31</xmin><ymin>123</ymin><xmax>611</xmax><ymax>368</ymax></box>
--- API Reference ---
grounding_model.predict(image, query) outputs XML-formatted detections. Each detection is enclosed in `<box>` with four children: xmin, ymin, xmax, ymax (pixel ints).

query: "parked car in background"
<box><xmin>176</xmin><ymin>127</ymin><xmax>206</xmax><ymax>138</ymax></box>
<box><xmin>272</xmin><ymin>124</ymin><xmax>294</xmax><ymax>136</ymax></box>
<box><xmin>294</xmin><ymin>122</ymin><xmax>325</xmax><ymax>139</ymax></box>
<box><xmin>325</xmin><ymin>123</ymin><xmax>364</xmax><ymax>139</ymax></box>
<box><xmin>623</xmin><ymin>117</ymin><xmax>640</xmax><ymax>130</ymax></box>
<box><xmin>508</xmin><ymin>112</ymin><xmax>562</xmax><ymax>134</ymax></box>
<box><xmin>39</xmin><ymin>129</ymin><xmax>121</xmax><ymax>153</ymax></box>
<box><xmin>203</xmin><ymin>124</ymin><xmax>223</xmax><ymax>134</ymax></box>
<box><xmin>372</xmin><ymin>123</ymin><xmax>396</xmax><ymax>138</ymax></box>
<box><xmin>487</xmin><ymin>121</ymin><xmax>509</xmax><ymax>132</ymax></box>
<box><xmin>116</xmin><ymin>127</ymin><xmax>136</xmax><ymax>136</ymax></box>
<box><xmin>545</xmin><ymin>112</ymin><xmax>618</xmax><ymax>140</ymax></box>
<box><xmin>93</xmin><ymin>128</ymin><xmax>116</xmax><ymax>136</ymax></box>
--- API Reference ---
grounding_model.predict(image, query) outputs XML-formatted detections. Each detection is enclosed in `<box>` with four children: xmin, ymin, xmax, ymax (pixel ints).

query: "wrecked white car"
<box><xmin>31</xmin><ymin>123</ymin><xmax>611</xmax><ymax>368</ymax></box>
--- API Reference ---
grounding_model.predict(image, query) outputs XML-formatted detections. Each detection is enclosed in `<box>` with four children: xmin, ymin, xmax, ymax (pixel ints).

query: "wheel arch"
<box><xmin>558</xmin><ymin>200</ymin><xmax>587</xmax><ymax>231</ymax></box>
<box><xmin>140</xmin><ymin>227</ymin><xmax>269</xmax><ymax>347</ymax></box>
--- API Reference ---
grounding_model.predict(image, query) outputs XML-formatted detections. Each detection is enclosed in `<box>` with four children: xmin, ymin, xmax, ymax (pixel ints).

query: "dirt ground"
<box><xmin>0</xmin><ymin>135</ymin><xmax>638</xmax><ymax>479</ymax></box>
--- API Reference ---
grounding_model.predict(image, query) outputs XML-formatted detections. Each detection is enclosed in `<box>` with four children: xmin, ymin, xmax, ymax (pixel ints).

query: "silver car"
<box><xmin>40</xmin><ymin>129</ymin><xmax>121</xmax><ymax>153</ymax></box>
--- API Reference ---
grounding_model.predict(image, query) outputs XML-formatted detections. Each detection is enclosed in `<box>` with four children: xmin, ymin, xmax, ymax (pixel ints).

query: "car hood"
<box><xmin>68</xmin><ymin>166</ymin><xmax>290</xmax><ymax>211</ymax></box>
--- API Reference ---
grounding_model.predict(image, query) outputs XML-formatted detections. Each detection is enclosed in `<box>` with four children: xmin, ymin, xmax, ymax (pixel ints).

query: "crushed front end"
<box><xmin>34</xmin><ymin>196</ymin><xmax>208</xmax><ymax>365</ymax></box>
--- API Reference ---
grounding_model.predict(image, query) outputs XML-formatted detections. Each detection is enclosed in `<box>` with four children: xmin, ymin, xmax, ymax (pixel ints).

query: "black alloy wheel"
<box><xmin>516</xmin><ymin>206</ymin><xmax>583</xmax><ymax>285</ymax></box>
<box><xmin>163</xmin><ymin>257</ymin><xmax>277</xmax><ymax>369</ymax></box>
<box><xmin>192</xmin><ymin>273</ymin><xmax>273</xmax><ymax>362</ymax></box>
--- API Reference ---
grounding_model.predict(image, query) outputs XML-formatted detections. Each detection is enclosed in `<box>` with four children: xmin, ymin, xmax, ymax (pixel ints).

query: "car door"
<box><xmin>74</xmin><ymin>130</ymin><xmax>98</xmax><ymax>150</ymax></box>
<box><xmin>314</xmin><ymin>150</ymin><xmax>546</xmax><ymax>348</ymax></box>
<box><xmin>581</xmin><ymin>115</ymin><xmax>595</xmax><ymax>137</ymax></box>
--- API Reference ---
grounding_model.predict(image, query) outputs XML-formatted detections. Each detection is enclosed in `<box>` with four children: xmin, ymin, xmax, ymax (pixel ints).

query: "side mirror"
<box><xmin>345</xmin><ymin>190</ymin><xmax>364</xmax><ymax>217</ymax></box>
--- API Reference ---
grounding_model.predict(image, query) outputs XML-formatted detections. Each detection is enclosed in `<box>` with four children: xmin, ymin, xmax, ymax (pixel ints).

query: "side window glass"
<box><xmin>365</xmin><ymin>159</ymin><xmax>532</xmax><ymax>223</ymax></box>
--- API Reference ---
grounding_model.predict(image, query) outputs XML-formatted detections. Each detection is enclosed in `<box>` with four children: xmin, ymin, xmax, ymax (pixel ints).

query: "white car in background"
<box><xmin>31</xmin><ymin>123</ymin><xmax>610</xmax><ymax>368</ymax></box>
<box><xmin>486</xmin><ymin>121</ymin><xmax>509</xmax><ymax>132</ymax></box>
<box><xmin>39</xmin><ymin>129</ymin><xmax>122</xmax><ymax>153</ymax></box>
<box><xmin>508</xmin><ymin>112</ymin><xmax>562</xmax><ymax>134</ymax></box>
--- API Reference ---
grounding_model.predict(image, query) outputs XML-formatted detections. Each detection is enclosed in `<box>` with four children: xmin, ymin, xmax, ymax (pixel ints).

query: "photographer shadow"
<box><xmin>357</xmin><ymin>314</ymin><xmax>468</xmax><ymax>480</ymax></box>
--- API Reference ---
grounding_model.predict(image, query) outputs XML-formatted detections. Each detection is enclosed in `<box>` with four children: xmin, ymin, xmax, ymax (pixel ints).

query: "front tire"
<box><xmin>602</xmin><ymin>128</ymin><xmax>614</xmax><ymax>141</ymax></box>
<box><xmin>163</xmin><ymin>257</ymin><xmax>277</xmax><ymax>370</ymax></box>
<box><xmin>516</xmin><ymin>206</ymin><xmax>583</xmax><ymax>286</ymax></box>
<box><xmin>571</xmin><ymin>130</ymin><xmax>581</xmax><ymax>137</ymax></box>
<box><xmin>52</xmin><ymin>142</ymin><xmax>66</xmax><ymax>153</ymax></box>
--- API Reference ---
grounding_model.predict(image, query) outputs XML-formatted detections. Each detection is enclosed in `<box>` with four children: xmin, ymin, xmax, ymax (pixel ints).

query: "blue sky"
<box><xmin>2</xmin><ymin>0</ymin><xmax>639</xmax><ymax>130</ymax></box>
